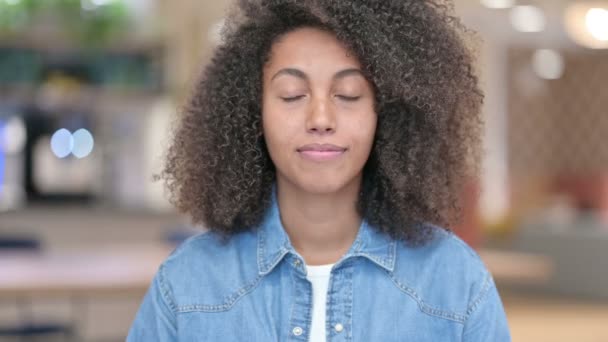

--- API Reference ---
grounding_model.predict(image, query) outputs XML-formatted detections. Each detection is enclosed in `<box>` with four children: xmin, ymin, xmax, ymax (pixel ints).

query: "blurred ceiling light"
<box><xmin>532</xmin><ymin>49</ymin><xmax>565</xmax><ymax>80</ymax></box>
<box><xmin>510</xmin><ymin>5</ymin><xmax>546</xmax><ymax>32</ymax></box>
<box><xmin>1</xmin><ymin>116</ymin><xmax>27</xmax><ymax>155</ymax></box>
<box><xmin>586</xmin><ymin>8</ymin><xmax>608</xmax><ymax>41</ymax></box>
<box><xmin>480</xmin><ymin>0</ymin><xmax>515</xmax><ymax>9</ymax></box>
<box><xmin>564</xmin><ymin>2</ymin><xmax>608</xmax><ymax>49</ymax></box>
<box><xmin>50</xmin><ymin>129</ymin><xmax>74</xmax><ymax>159</ymax></box>
<box><xmin>71</xmin><ymin>129</ymin><xmax>94</xmax><ymax>159</ymax></box>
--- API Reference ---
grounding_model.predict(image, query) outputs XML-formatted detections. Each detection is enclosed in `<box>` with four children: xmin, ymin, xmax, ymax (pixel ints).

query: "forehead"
<box><xmin>265</xmin><ymin>27</ymin><xmax>362</xmax><ymax>72</ymax></box>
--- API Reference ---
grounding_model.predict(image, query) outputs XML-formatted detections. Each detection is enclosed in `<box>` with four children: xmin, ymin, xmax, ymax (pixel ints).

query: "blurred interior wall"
<box><xmin>507</xmin><ymin>48</ymin><xmax>608</xmax><ymax>218</ymax></box>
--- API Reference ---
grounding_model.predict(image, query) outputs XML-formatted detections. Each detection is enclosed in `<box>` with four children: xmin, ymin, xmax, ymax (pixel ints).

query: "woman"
<box><xmin>128</xmin><ymin>0</ymin><xmax>511</xmax><ymax>341</ymax></box>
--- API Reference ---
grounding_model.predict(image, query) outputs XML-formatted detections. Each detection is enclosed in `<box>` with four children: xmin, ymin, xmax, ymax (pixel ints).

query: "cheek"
<box><xmin>364</xmin><ymin>115</ymin><xmax>378</xmax><ymax>141</ymax></box>
<box><xmin>261</xmin><ymin>108</ymin><xmax>298</xmax><ymax>160</ymax></box>
<box><xmin>262</xmin><ymin>95</ymin><xmax>305</xmax><ymax>140</ymax></box>
<box><xmin>351</xmin><ymin>112</ymin><xmax>377</xmax><ymax>150</ymax></box>
<box><xmin>262</xmin><ymin>96</ymin><xmax>280</xmax><ymax>143</ymax></box>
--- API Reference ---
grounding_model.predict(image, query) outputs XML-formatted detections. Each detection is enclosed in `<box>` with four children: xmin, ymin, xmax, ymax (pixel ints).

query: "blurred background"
<box><xmin>0</xmin><ymin>0</ymin><xmax>606</xmax><ymax>341</ymax></box>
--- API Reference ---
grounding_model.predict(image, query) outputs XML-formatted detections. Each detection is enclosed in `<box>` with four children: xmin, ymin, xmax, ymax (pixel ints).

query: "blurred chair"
<box><xmin>0</xmin><ymin>237</ymin><xmax>41</xmax><ymax>250</ymax></box>
<box><xmin>552</xmin><ymin>174</ymin><xmax>608</xmax><ymax>224</ymax></box>
<box><xmin>0</xmin><ymin>235</ymin><xmax>75</xmax><ymax>341</ymax></box>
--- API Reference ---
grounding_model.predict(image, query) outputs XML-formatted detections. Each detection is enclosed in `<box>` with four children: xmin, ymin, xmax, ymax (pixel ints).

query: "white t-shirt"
<box><xmin>305</xmin><ymin>263</ymin><xmax>335</xmax><ymax>342</ymax></box>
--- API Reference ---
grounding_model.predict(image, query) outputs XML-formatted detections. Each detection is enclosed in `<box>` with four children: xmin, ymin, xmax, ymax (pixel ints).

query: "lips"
<box><xmin>297</xmin><ymin>143</ymin><xmax>347</xmax><ymax>152</ymax></box>
<box><xmin>297</xmin><ymin>143</ymin><xmax>347</xmax><ymax>162</ymax></box>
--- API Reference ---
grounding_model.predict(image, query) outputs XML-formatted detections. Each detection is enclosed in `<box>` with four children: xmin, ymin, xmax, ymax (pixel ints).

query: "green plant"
<box><xmin>0</xmin><ymin>0</ymin><xmax>130</xmax><ymax>46</ymax></box>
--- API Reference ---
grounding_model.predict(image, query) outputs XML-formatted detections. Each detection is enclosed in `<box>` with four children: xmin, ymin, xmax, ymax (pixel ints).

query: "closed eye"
<box><xmin>281</xmin><ymin>95</ymin><xmax>306</xmax><ymax>103</ymax></box>
<box><xmin>336</xmin><ymin>95</ymin><xmax>361</xmax><ymax>102</ymax></box>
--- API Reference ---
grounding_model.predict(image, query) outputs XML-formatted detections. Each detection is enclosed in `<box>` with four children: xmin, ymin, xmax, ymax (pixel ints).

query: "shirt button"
<box><xmin>292</xmin><ymin>326</ymin><xmax>303</xmax><ymax>336</ymax></box>
<box><xmin>294</xmin><ymin>259</ymin><xmax>301</xmax><ymax>267</ymax></box>
<box><xmin>334</xmin><ymin>323</ymin><xmax>344</xmax><ymax>332</ymax></box>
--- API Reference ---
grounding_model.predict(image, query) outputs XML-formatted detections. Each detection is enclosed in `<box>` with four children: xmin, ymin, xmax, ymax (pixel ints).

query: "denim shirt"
<box><xmin>128</xmin><ymin>191</ymin><xmax>511</xmax><ymax>341</ymax></box>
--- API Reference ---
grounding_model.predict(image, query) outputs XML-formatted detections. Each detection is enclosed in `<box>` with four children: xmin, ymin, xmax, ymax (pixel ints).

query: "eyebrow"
<box><xmin>271</xmin><ymin>68</ymin><xmax>308</xmax><ymax>82</ymax></box>
<box><xmin>270</xmin><ymin>67</ymin><xmax>365</xmax><ymax>82</ymax></box>
<box><xmin>333</xmin><ymin>68</ymin><xmax>365</xmax><ymax>80</ymax></box>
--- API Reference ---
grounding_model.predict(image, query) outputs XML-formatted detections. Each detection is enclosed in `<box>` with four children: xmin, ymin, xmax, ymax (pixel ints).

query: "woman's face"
<box><xmin>262</xmin><ymin>27</ymin><xmax>377</xmax><ymax>195</ymax></box>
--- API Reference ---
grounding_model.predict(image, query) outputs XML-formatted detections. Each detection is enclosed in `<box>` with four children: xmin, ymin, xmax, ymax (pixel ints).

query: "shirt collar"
<box><xmin>256</xmin><ymin>184</ymin><xmax>396</xmax><ymax>276</ymax></box>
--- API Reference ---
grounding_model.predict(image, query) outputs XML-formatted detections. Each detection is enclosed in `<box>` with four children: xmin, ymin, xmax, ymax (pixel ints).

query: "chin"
<box><xmin>300</xmin><ymin>182</ymin><xmax>342</xmax><ymax>195</ymax></box>
<box><xmin>292</xmin><ymin>174</ymin><xmax>353</xmax><ymax>195</ymax></box>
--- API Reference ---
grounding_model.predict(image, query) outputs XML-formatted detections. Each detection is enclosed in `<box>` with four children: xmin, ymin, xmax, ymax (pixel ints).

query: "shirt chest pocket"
<box><xmin>172</xmin><ymin>276</ymin><xmax>292</xmax><ymax>342</ymax></box>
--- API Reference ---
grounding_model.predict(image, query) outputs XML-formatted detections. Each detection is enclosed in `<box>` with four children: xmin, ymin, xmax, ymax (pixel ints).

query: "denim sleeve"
<box><xmin>127</xmin><ymin>264</ymin><xmax>177</xmax><ymax>341</ymax></box>
<box><xmin>463</xmin><ymin>274</ymin><xmax>511</xmax><ymax>341</ymax></box>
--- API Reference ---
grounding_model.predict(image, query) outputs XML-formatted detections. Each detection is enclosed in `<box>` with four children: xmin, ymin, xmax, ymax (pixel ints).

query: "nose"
<box><xmin>306</xmin><ymin>96</ymin><xmax>336</xmax><ymax>135</ymax></box>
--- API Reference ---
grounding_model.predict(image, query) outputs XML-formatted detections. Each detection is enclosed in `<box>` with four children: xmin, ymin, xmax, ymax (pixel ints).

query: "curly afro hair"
<box><xmin>162</xmin><ymin>0</ymin><xmax>484</xmax><ymax>245</ymax></box>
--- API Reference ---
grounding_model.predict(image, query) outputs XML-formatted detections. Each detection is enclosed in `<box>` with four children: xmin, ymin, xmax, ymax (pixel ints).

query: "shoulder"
<box><xmin>396</xmin><ymin>224</ymin><xmax>487</xmax><ymax>276</ymax></box>
<box><xmin>166</xmin><ymin>230</ymin><xmax>255</xmax><ymax>262</ymax></box>
<box><xmin>156</xmin><ymin>229</ymin><xmax>261</xmax><ymax>312</ymax></box>
<box><xmin>390</xmin><ymin>224</ymin><xmax>495</xmax><ymax>323</ymax></box>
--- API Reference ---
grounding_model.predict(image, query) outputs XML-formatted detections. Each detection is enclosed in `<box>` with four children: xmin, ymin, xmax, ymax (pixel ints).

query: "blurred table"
<box><xmin>0</xmin><ymin>244</ymin><xmax>173</xmax><ymax>298</ymax></box>
<box><xmin>0</xmin><ymin>244</ymin><xmax>553</xmax><ymax>299</ymax></box>
<box><xmin>478</xmin><ymin>248</ymin><xmax>554</xmax><ymax>285</ymax></box>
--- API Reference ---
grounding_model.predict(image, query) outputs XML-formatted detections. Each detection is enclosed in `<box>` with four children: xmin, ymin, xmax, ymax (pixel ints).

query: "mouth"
<box><xmin>297</xmin><ymin>143</ymin><xmax>347</xmax><ymax>162</ymax></box>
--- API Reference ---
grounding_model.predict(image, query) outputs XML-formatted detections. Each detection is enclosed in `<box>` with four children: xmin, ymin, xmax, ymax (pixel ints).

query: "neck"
<box><xmin>276</xmin><ymin>177</ymin><xmax>362</xmax><ymax>266</ymax></box>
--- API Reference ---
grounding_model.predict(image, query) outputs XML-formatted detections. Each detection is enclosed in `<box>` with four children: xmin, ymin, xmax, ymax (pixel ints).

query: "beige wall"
<box><xmin>159</xmin><ymin>0</ymin><xmax>230</xmax><ymax>98</ymax></box>
<box><xmin>507</xmin><ymin>48</ymin><xmax>608</xmax><ymax>215</ymax></box>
